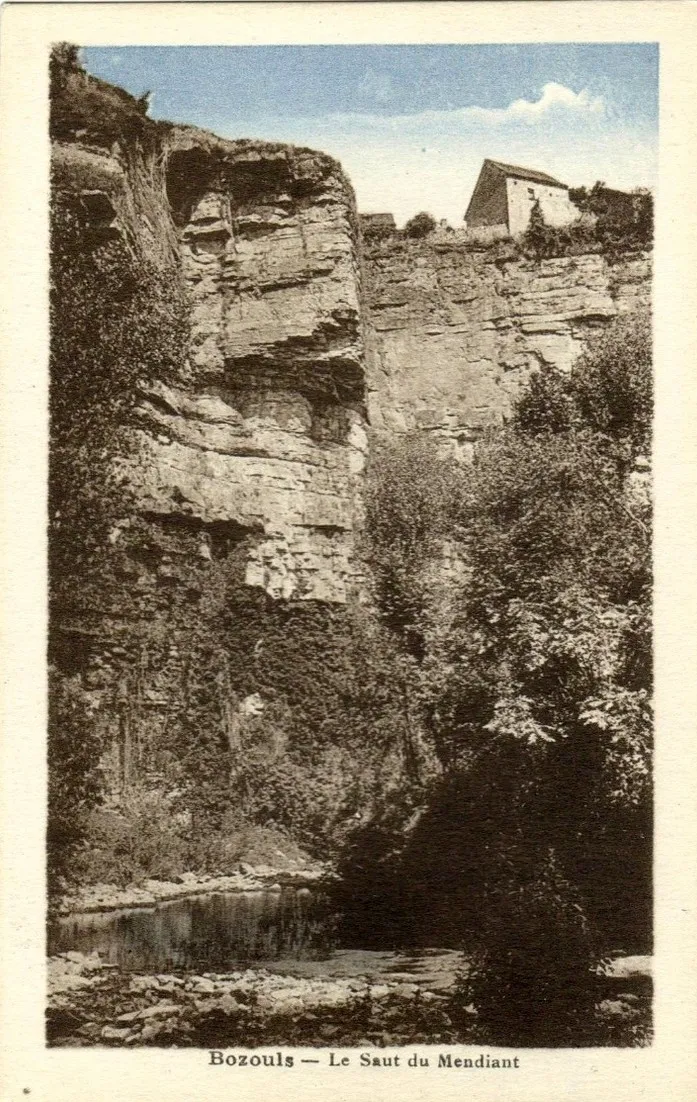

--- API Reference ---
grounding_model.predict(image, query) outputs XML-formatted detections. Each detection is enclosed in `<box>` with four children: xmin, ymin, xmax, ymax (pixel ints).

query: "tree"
<box><xmin>364</xmin><ymin>433</ymin><xmax>462</xmax><ymax>657</ymax></box>
<box><xmin>515</xmin><ymin>312</ymin><xmax>652</xmax><ymax>456</ymax></box>
<box><xmin>404</xmin><ymin>211</ymin><xmax>436</xmax><ymax>238</ymax></box>
<box><xmin>569</xmin><ymin>181</ymin><xmax>654</xmax><ymax>256</ymax></box>
<box><xmin>49</xmin><ymin>42</ymin><xmax>83</xmax><ymax>98</ymax></box>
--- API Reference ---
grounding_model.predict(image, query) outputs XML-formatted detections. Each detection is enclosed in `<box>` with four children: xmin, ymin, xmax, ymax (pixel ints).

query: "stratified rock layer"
<box><xmin>53</xmin><ymin>128</ymin><xmax>367</xmax><ymax>603</ymax></box>
<box><xmin>363</xmin><ymin>235</ymin><xmax>651</xmax><ymax>457</ymax></box>
<box><xmin>160</xmin><ymin>130</ymin><xmax>366</xmax><ymax>603</ymax></box>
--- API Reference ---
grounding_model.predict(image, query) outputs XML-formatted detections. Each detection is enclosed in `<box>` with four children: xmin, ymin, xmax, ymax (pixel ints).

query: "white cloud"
<box><xmin>322</xmin><ymin>83</ymin><xmax>605</xmax><ymax>131</ymax></box>
<box><xmin>472</xmin><ymin>82</ymin><xmax>605</xmax><ymax>124</ymax></box>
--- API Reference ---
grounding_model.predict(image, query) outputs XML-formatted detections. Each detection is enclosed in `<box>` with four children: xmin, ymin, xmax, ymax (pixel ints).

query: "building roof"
<box><xmin>486</xmin><ymin>159</ymin><xmax>568</xmax><ymax>189</ymax></box>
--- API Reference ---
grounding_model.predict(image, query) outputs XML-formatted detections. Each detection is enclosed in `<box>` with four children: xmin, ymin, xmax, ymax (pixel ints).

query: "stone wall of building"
<box><xmin>506</xmin><ymin>177</ymin><xmax>580</xmax><ymax>235</ymax></box>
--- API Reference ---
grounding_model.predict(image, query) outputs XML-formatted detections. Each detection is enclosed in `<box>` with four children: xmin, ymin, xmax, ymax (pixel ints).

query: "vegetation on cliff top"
<box><xmin>364</xmin><ymin>185</ymin><xmax>652</xmax><ymax>263</ymax></box>
<box><xmin>404</xmin><ymin>211</ymin><xmax>438</xmax><ymax>239</ymax></box>
<box><xmin>50</xmin><ymin>42</ymin><xmax>160</xmax><ymax>148</ymax></box>
<box><xmin>521</xmin><ymin>187</ymin><xmax>653</xmax><ymax>261</ymax></box>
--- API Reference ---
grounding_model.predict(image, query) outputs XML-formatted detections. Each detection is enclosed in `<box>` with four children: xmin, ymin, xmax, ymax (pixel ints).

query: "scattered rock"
<box><xmin>58</xmin><ymin>861</ymin><xmax>329</xmax><ymax>917</ymax></box>
<box><xmin>602</xmin><ymin>955</ymin><xmax>652</xmax><ymax>981</ymax></box>
<box><xmin>392</xmin><ymin>983</ymin><xmax>419</xmax><ymax>998</ymax></box>
<box><xmin>134</xmin><ymin>1018</ymin><xmax>188</xmax><ymax>1044</ymax></box>
<box><xmin>190</xmin><ymin>977</ymin><xmax>218</xmax><ymax>995</ymax></box>
<box><xmin>116</xmin><ymin>1001</ymin><xmax>179</xmax><ymax>1023</ymax></box>
<box><xmin>101</xmin><ymin>1025</ymin><xmax>134</xmax><ymax>1041</ymax></box>
<box><xmin>367</xmin><ymin>984</ymin><xmax>391</xmax><ymax>1000</ymax></box>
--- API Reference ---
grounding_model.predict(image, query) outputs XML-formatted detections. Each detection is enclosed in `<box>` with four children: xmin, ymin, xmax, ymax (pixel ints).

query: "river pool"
<box><xmin>49</xmin><ymin>887</ymin><xmax>336</xmax><ymax>971</ymax></box>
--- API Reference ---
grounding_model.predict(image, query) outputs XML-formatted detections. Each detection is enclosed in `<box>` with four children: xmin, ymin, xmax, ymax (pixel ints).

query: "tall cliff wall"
<box><xmin>49</xmin><ymin>70</ymin><xmax>375</xmax><ymax>806</ymax></box>
<box><xmin>53</xmin><ymin>127</ymin><xmax>366</xmax><ymax>605</ymax></box>
<box><xmin>51</xmin><ymin>70</ymin><xmax>651</xmax><ymax>613</ymax></box>
<box><xmin>363</xmin><ymin>233</ymin><xmax>651</xmax><ymax>456</ymax></box>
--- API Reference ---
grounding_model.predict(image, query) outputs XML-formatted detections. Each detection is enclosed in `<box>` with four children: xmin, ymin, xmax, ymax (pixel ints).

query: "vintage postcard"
<box><xmin>1</xmin><ymin>2</ymin><xmax>696</xmax><ymax>1100</ymax></box>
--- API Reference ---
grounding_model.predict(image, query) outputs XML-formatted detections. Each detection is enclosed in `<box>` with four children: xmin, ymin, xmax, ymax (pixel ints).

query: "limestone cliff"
<box><xmin>363</xmin><ymin>233</ymin><xmax>651</xmax><ymax>457</ymax></box>
<box><xmin>52</xmin><ymin>125</ymin><xmax>366</xmax><ymax>604</ymax></box>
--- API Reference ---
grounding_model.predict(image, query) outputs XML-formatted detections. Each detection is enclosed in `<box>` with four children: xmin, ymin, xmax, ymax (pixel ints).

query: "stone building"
<box><xmin>465</xmin><ymin>158</ymin><xmax>580</xmax><ymax>236</ymax></box>
<box><xmin>359</xmin><ymin>212</ymin><xmax>396</xmax><ymax>236</ymax></box>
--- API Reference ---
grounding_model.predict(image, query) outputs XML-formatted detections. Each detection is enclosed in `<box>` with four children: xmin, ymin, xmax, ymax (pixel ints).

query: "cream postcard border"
<box><xmin>1</xmin><ymin>3</ymin><xmax>696</xmax><ymax>1100</ymax></box>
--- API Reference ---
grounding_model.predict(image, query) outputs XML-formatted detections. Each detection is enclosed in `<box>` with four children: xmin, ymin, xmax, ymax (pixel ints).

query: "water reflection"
<box><xmin>49</xmin><ymin>888</ymin><xmax>335</xmax><ymax>971</ymax></box>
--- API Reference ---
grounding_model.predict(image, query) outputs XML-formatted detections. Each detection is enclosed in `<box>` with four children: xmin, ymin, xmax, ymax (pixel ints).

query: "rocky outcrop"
<box><xmin>53</xmin><ymin>126</ymin><xmax>367</xmax><ymax>604</ymax></box>
<box><xmin>160</xmin><ymin>132</ymin><xmax>366</xmax><ymax>603</ymax></box>
<box><xmin>363</xmin><ymin>235</ymin><xmax>651</xmax><ymax>457</ymax></box>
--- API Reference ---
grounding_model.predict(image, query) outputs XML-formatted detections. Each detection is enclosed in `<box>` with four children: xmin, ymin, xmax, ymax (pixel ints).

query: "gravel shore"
<box><xmin>56</xmin><ymin>862</ymin><xmax>332</xmax><ymax>917</ymax></box>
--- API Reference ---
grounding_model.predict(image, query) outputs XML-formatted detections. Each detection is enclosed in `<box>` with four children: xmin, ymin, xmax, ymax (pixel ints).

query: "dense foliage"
<box><xmin>157</xmin><ymin>589</ymin><xmax>420</xmax><ymax>848</ymax></box>
<box><xmin>570</xmin><ymin>182</ymin><xmax>653</xmax><ymax>256</ymax></box>
<box><xmin>50</xmin><ymin>43</ymin><xmax>155</xmax><ymax>148</ymax></box>
<box><xmin>523</xmin><ymin>184</ymin><xmax>653</xmax><ymax>260</ymax></box>
<box><xmin>47</xmin><ymin>670</ymin><xmax>107</xmax><ymax>894</ymax></box>
<box><xmin>49</xmin><ymin>197</ymin><xmax>188</xmax><ymax>617</ymax></box>
<box><xmin>360</xmin><ymin>219</ymin><xmax>396</xmax><ymax>242</ymax></box>
<box><xmin>340</xmin><ymin>310</ymin><xmax>652</xmax><ymax>1042</ymax></box>
<box><xmin>364</xmin><ymin>435</ymin><xmax>463</xmax><ymax>657</ymax></box>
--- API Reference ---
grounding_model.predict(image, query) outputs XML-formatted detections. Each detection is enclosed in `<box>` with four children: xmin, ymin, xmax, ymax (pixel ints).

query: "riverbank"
<box><xmin>47</xmin><ymin>949</ymin><xmax>652</xmax><ymax>1048</ymax></box>
<box><xmin>56</xmin><ymin>861</ymin><xmax>333</xmax><ymax>917</ymax></box>
<box><xmin>47</xmin><ymin>947</ymin><xmax>468</xmax><ymax>1046</ymax></box>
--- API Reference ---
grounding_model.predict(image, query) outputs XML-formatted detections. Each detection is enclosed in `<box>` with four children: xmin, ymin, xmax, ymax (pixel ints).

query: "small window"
<box><xmin>527</xmin><ymin>187</ymin><xmax>535</xmax><ymax>199</ymax></box>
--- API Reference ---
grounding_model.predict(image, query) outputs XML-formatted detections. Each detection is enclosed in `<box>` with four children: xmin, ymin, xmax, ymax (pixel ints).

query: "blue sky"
<box><xmin>83</xmin><ymin>44</ymin><xmax>658</xmax><ymax>226</ymax></box>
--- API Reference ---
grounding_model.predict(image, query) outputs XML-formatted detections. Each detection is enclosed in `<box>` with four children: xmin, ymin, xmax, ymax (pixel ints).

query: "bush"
<box><xmin>78</xmin><ymin>798</ymin><xmax>308</xmax><ymax>885</ymax></box>
<box><xmin>522</xmin><ymin>199</ymin><xmax>598</xmax><ymax>260</ymax></box>
<box><xmin>522</xmin><ymin>184</ymin><xmax>653</xmax><ymax>261</ymax></box>
<box><xmin>361</xmin><ymin>221</ymin><xmax>395</xmax><ymax>242</ymax></box>
<box><xmin>364</xmin><ymin>433</ymin><xmax>463</xmax><ymax>655</ymax></box>
<box><xmin>456</xmin><ymin>849</ymin><xmax>601</xmax><ymax>1046</ymax></box>
<box><xmin>48</xmin><ymin>669</ymin><xmax>107</xmax><ymax>893</ymax></box>
<box><xmin>570</xmin><ymin>182</ymin><xmax>653</xmax><ymax>256</ymax></box>
<box><xmin>514</xmin><ymin>311</ymin><xmax>652</xmax><ymax>455</ymax></box>
<box><xmin>50</xmin><ymin>43</ymin><xmax>154</xmax><ymax>147</ymax></box>
<box><xmin>404</xmin><ymin>211</ymin><xmax>436</xmax><ymax>239</ymax></box>
<box><xmin>77</xmin><ymin>790</ymin><xmax>190</xmax><ymax>887</ymax></box>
